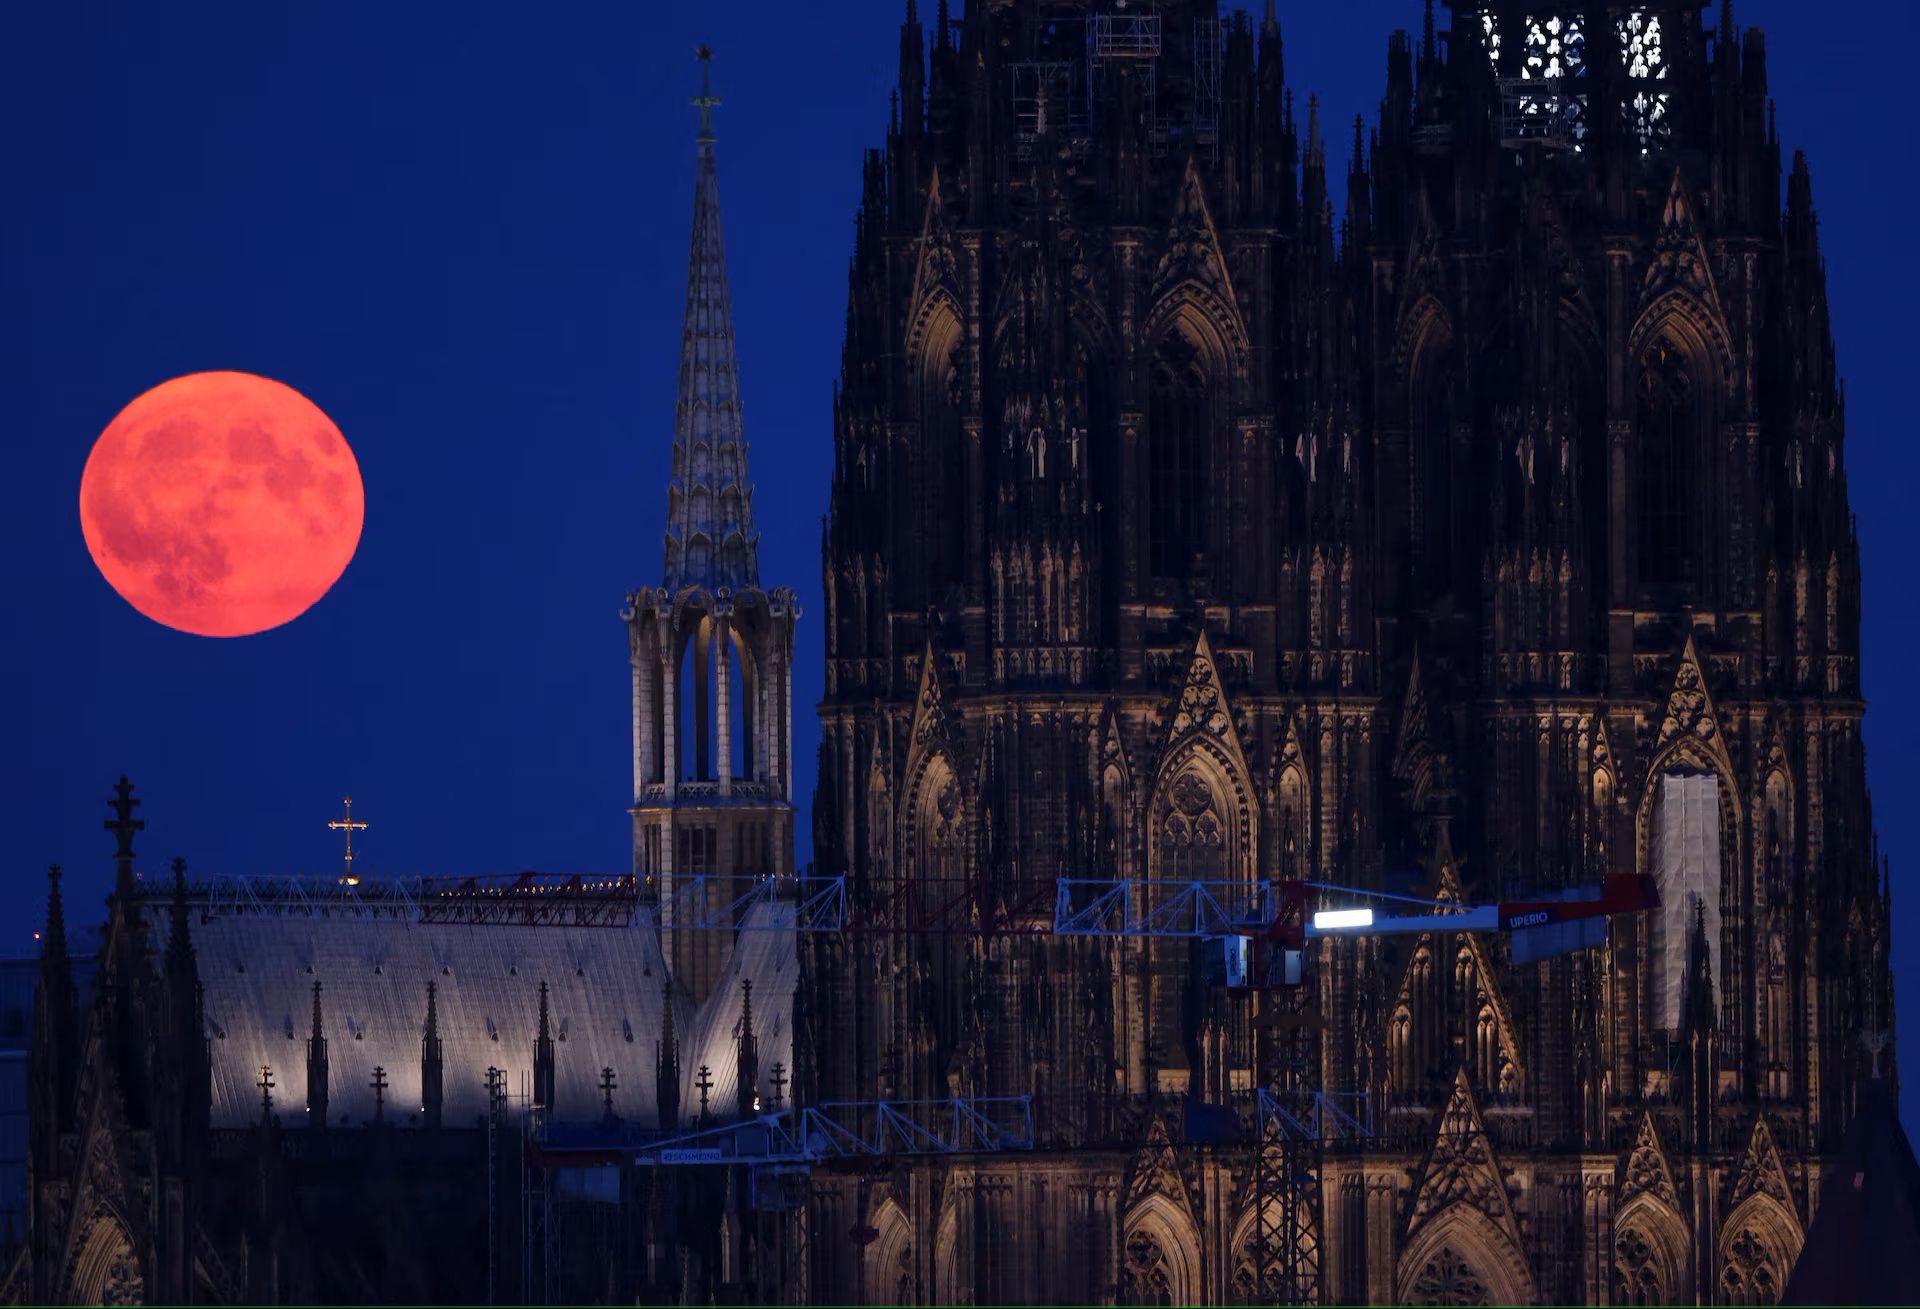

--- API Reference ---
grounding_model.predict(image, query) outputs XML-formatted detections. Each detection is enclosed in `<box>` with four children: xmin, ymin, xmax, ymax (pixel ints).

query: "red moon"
<box><xmin>79</xmin><ymin>371</ymin><xmax>364</xmax><ymax>637</ymax></box>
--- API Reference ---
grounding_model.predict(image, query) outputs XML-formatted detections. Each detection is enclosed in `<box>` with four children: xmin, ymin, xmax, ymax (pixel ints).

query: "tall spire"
<box><xmin>663</xmin><ymin>45</ymin><xmax>759</xmax><ymax>594</ymax></box>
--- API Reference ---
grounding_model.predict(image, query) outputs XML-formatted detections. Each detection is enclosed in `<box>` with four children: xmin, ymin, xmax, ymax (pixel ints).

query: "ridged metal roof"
<box><xmin>152</xmin><ymin>903</ymin><xmax>793</xmax><ymax>1129</ymax></box>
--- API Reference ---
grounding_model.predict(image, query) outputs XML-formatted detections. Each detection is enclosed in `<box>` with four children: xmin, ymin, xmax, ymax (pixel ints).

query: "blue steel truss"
<box><xmin>627</xmin><ymin>1095</ymin><xmax>1035</xmax><ymax>1167</ymax></box>
<box><xmin>653</xmin><ymin>872</ymin><xmax>847</xmax><ymax>932</ymax></box>
<box><xmin>1054</xmin><ymin>877</ymin><xmax>1273</xmax><ymax>937</ymax></box>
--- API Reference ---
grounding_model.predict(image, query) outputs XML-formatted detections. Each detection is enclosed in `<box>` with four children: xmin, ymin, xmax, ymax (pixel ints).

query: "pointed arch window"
<box><xmin>917</xmin><ymin>312</ymin><xmax>966</xmax><ymax>600</ymax></box>
<box><xmin>1147</xmin><ymin>335</ymin><xmax>1212</xmax><ymax>579</ymax></box>
<box><xmin>1635</xmin><ymin>339</ymin><xmax>1698</xmax><ymax>590</ymax></box>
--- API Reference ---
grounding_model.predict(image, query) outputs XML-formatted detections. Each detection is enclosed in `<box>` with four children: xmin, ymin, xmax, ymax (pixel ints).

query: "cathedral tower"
<box><xmin>626</xmin><ymin>49</ymin><xmax>798</xmax><ymax>1005</ymax></box>
<box><xmin>803</xmin><ymin>1</ymin><xmax>1892</xmax><ymax>1303</ymax></box>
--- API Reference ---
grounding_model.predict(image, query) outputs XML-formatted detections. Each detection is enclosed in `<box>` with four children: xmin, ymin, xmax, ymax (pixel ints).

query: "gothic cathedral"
<box><xmin>801</xmin><ymin>1</ymin><xmax>1893</xmax><ymax>1303</ymax></box>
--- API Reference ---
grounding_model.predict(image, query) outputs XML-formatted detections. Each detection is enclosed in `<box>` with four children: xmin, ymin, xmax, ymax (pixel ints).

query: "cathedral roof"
<box><xmin>661</xmin><ymin>48</ymin><xmax>759</xmax><ymax>595</ymax></box>
<box><xmin>146</xmin><ymin>896</ymin><xmax>794</xmax><ymax>1129</ymax></box>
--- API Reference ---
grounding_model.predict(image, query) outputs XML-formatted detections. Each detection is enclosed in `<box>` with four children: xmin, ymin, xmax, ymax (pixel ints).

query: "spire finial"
<box><xmin>106</xmin><ymin>777</ymin><xmax>143</xmax><ymax>897</ymax></box>
<box><xmin>693</xmin><ymin>45</ymin><xmax>719</xmax><ymax>147</ymax></box>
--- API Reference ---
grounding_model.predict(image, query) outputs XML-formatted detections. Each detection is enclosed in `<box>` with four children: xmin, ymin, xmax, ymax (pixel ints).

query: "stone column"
<box><xmin>717</xmin><ymin>618</ymin><xmax>733</xmax><ymax>797</ymax></box>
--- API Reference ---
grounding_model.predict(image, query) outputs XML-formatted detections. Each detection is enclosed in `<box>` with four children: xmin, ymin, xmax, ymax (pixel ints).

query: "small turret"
<box><xmin>307</xmin><ymin>980</ymin><xmax>329</xmax><ymax>1126</ymax></box>
<box><xmin>657</xmin><ymin>980</ymin><xmax>681</xmax><ymax>1131</ymax></box>
<box><xmin>735</xmin><ymin>979</ymin><xmax>759</xmax><ymax>1118</ymax></box>
<box><xmin>534</xmin><ymin>980</ymin><xmax>556</xmax><ymax>1112</ymax></box>
<box><xmin>422</xmin><ymin>981</ymin><xmax>444</xmax><ymax>1129</ymax></box>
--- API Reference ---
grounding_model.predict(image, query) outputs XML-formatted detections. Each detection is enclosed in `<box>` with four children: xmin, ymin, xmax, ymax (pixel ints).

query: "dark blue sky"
<box><xmin>4</xmin><ymin>2</ymin><xmax>1915</xmax><ymax>1100</ymax></box>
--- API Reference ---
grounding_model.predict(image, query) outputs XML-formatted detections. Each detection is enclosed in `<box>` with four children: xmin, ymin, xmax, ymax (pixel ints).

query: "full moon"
<box><xmin>79</xmin><ymin>371</ymin><xmax>364</xmax><ymax>637</ymax></box>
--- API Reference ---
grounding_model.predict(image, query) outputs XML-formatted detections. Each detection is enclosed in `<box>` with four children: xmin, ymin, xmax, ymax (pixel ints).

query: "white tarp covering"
<box><xmin>1650</xmin><ymin>771</ymin><xmax>1721</xmax><ymax>1030</ymax></box>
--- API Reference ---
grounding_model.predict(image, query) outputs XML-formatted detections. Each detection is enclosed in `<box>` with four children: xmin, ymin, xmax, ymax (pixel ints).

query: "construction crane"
<box><xmin>1053</xmin><ymin>870</ymin><xmax>1660</xmax><ymax>1304</ymax></box>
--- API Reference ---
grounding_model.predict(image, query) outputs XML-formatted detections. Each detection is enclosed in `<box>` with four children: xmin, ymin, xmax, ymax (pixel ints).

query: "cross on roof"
<box><xmin>257</xmin><ymin>1064</ymin><xmax>275</xmax><ymax>1117</ymax></box>
<box><xmin>371</xmin><ymin>1065</ymin><xmax>389</xmax><ymax>1122</ymax></box>
<box><xmin>600</xmin><ymin>1066</ymin><xmax>618</xmax><ymax>1117</ymax></box>
<box><xmin>696</xmin><ymin>1063</ymin><xmax>714</xmax><ymax>1115</ymax></box>
<box><xmin>106</xmin><ymin>776</ymin><xmax>143</xmax><ymax>861</ymax></box>
<box><xmin>328</xmin><ymin>795</ymin><xmax>368</xmax><ymax>887</ymax></box>
<box><xmin>769</xmin><ymin>1061</ymin><xmax>788</xmax><ymax>1109</ymax></box>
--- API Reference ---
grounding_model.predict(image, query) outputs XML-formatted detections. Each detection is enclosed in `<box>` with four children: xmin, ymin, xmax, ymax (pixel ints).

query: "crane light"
<box><xmin>1312</xmin><ymin>907</ymin><xmax>1374</xmax><ymax>931</ymax></box>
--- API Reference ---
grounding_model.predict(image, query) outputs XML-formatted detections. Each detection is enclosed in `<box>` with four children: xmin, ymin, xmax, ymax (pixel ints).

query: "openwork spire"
<box><xmin>663</xmin><ymin>45</ymin><xmax>758</xmax><ymax>593</ymax></box>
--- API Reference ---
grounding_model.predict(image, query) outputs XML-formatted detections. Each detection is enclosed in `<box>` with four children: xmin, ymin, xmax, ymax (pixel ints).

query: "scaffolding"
<box><xmin>1498</xmin><ymin>76</ymin><xmax>1583</xmax><ymax>150</ymax></box>
<box><xmin>1088</xmin><ymin>11</ymin><xmax>1159</xmax><ymax>154</ymax></box>
<box><xmin>654</xmin><ymin>872</ymin><xmax>847</xmax><ymax>933</ymax></box>
<box><xmin>1011</xmin><ymin>60</ymin><xmax>1086</xmax><ymax>161</ymax></box>
<box><xmin>1192</xmin><ymin>17</ymin><xmax>1224</xmax><ymax>157</ymax></box>
<box><xmin>1086</xmin><ymin>13</ymin><xmax>1161</xmax><ymax>59</ymax></box>
<box><xmin>422</xmin><ymin>872</ymin><xmax>639</xmax><ymax>928</ymax></box>
<box><xmin>171</xmin><ymin>869</ymin><xmax>845</xmax><ymax>931</ymax></box>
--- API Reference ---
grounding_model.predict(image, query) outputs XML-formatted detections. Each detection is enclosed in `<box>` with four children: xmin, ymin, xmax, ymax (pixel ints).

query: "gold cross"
<box><xmin>328</xmin><ymin>795</ymin><xmax>368</xmax><ymax>887</ymax></box>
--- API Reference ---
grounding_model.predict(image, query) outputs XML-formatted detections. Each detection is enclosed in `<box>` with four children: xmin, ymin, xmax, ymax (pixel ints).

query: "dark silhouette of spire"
<box><xmin>166</xmin><ymin>857</ymin><xmax>194</xmax><ymax>978</ymax></box>
<box><xmin>307</xmin><ymin>980</ymin><xmax>329</xmax><ymax>1126</ymax></box>
<box><xmin>657</xmin><ymin>980</ymin><xmax>681</xmax><ymax>1131</ymax></box>
<box><xmin>105</xmin><ymin>775</ymin><xmax>143</xmax><ymax>901</ymax></box>
<box><xmin>736</xmin><ymin>978</ymin><xmax>759</xmax><ymax>1118</ymax></box>
<box><xmin>534</xmin><ymin>980</ymin><xmax>556</xmax><ymax>1111</ymax></box>
<box><xmin>31</xmin><ymin>865</ymin><xmax>77</xmax><ymax>1137</ymax></box>
<box><xmin>663</xmin><ymin>46</ymin><xmax>759</xmax><ymax>593</ymax></box>
<box><xmin>422</xmin><ymin>981</ymin><xmax>443</xmax><ymax>1129</ymax></box>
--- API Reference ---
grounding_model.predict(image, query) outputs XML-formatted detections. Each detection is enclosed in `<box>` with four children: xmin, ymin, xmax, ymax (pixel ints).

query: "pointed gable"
<box><xmin>1621</xmin><ymin>1111</ymin><xmax>1682</xmax><ymax>1210</ymax></box>
<box><xmin>910</xmin><ymin>640</ymin><xmax>951</xmax><ymax>750</ymax></box>
<box><xmin>1730</xmin><ymin>1114</ymin><xmax>1797</xmax><ymax>1211</ymax></box>
<box><xmin>1164</xmin><ymin>629</ymin><xmax>1245</xmax><ymax>761</ymax></box>
<box><xmin>905</xmin><ymin>167</ymin><xmax>962</xmax><ymax>359</ymax></box>
<box><xmin>1642</xmin><ymin>167</ymin><xmax>1720</xmax><ymax>306</ymax></box>
<box><xmin>1655</xmin><ymin>633</ymin><xmax>1730</xmax><ymax>769</ymax></box>
<box><xmin>1408</xmin><ymin>1070</ymin><xmax>1525</xmax><ymax>1249</ymax></box>
<box><xmin>1632</xmin><ymin>167</ymin><xmax>1735</xmax><ymax>379</ymax></box>
<box><xmin>1122</xmin><ymin>1113</ymin><xmax>1199</xmax><ymax>1221</ymax></box>
<box><xmin>1145</xmin><ymin>162</ymin><xmax>1247</xmax><ymax>365</ymax></box>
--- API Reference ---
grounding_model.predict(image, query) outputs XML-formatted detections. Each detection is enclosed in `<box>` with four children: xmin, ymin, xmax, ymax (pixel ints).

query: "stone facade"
<box><xmin>800</xmin><ymin>1</ymin><xmax>1893</xmax><ymax>1303</ymax></box>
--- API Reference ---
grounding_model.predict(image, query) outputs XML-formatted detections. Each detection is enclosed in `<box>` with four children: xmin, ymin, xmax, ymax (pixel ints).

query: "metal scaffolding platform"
<box><xmin>626</xmin><ymin>1095</ymin><xmax>1036</xmax><ymax>1168</ymax></box>
<box><xmin>654</xmin><ymin>872</ymin><xmax>847</xmax><ymax>932</ymax></box>
<box><xmin>1053</xmin><ymin>877</ymin><xmax>1273</xmax><ymax>937</ymax></box>
<box><xmin>170</xmin><ymin>869</ymin><xmax>846</xmax><ymax>931</ymax></box>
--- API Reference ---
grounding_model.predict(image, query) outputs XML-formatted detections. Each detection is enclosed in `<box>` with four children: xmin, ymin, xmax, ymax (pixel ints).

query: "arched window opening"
<box><xmin>1411</xmin><ymin>347</ymin><xmax>1461</xmax><ymax>599</ymax></box>
<box><xmin>1636</xmin><ymin>338</ymin><xmax>1698</xmax><ymax>590</ymax></box>
<box><xmin>1720</xmin><ymin>1227</ymin><xmax>1783</xmax><ymax>1306</ymax></box>
<box><xmin>1120</xmin><ymin>1228</ymin><xmax>1178</xmax><ymax>1306</ymax></box>
<box><xmin>918</xmin><ymin>310</ymin><xmax>966</xmax><ymax>605</ymax></box>
<box><xmin>1613</xmin><ymin>1226</ymin><xmax>1665</xmax><ymax>1306</ymax></box>
<box><xmin>1646</xmin><ymin>768</ymin><xmax>1723</xmax><ymax>1031</ymax></box>
<box><xmin>1409</xmin><ymin>1245</ymin><xmax>1490</xmax><ymax>1306</ymax></box>
<box><xmin>1147</xmin><ymin>335</ymin><xmax>1212</xmax><ymax>580</ymax></box>
<box><xmin>1150</xmin><ymin>768</ymin><xmax>1228</xmax><ymax>1075</ymax></box>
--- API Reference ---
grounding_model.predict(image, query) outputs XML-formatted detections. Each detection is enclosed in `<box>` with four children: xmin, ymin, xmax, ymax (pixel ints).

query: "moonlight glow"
<box><xmin>79</xmin><ymin>371</ymin><xmax>364</xmax><ymax>637</ymax></box>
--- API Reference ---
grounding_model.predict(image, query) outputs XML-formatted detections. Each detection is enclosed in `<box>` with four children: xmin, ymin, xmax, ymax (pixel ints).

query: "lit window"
<box><xmin>1522</xmin><ymin>14</ymin><xmax>1585</xmax><ymax>82</ymax></box>
<box><xmin>1618</xmin><ymin>11</ymin><xmax>1671</xmax><ymax>147</ymax></box>
<box><xmin>1483</xmin><ymin>13</ymin><xmax>1502</xmax><ymax>67</ymax></box>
